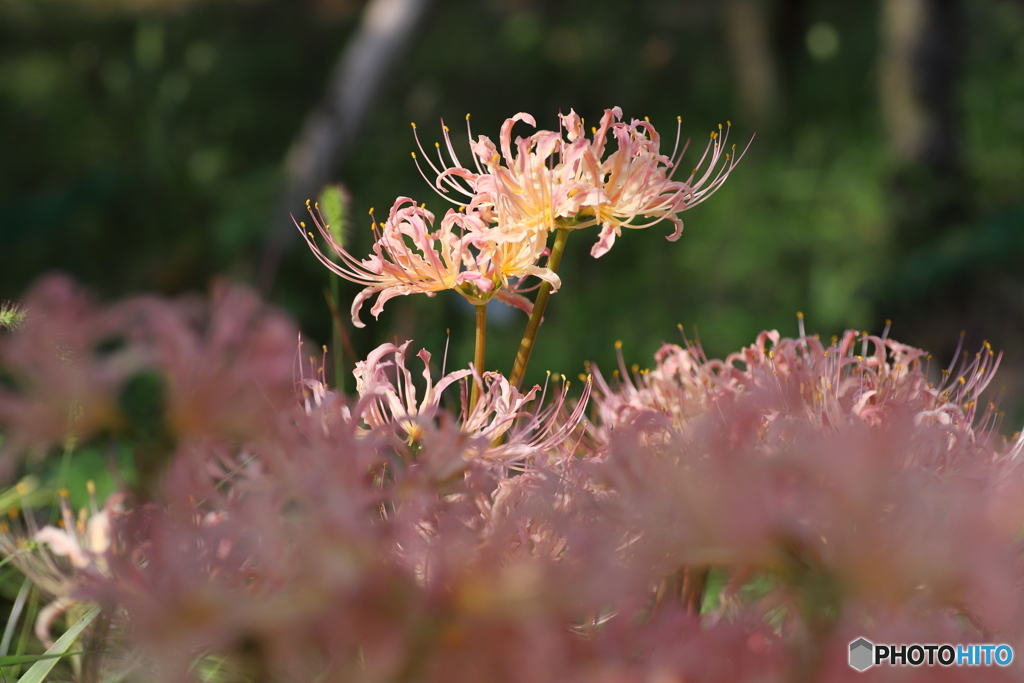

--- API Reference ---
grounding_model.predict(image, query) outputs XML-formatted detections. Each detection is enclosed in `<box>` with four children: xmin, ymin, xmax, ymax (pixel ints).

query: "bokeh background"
<box><xmin>2</xmin><ymin>0</ymin><xmax>1023</xmax><ymax>420</ymax></box>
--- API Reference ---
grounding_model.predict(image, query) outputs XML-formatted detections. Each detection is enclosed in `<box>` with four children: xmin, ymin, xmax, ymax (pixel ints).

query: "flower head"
<box><xmin>352</xmin><ymin>341</ymin><xmax>590</xmax><ymax>466</ymax></box>
<box><xmin>299</xmin><ymin>197</ymin><xmax>558</xmax><ymax>326</ymax></box>
<box><xmin>412</xmin><ymin>108</ymin><xmax>750</xmax><ymax>257</ymax></box>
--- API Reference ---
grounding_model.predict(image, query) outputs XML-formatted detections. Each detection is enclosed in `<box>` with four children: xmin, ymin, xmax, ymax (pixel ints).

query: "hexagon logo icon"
<box><xmin>849</xmin><ymin>638</ymin><xmax>874</xmax><ymax>671</ymax></box>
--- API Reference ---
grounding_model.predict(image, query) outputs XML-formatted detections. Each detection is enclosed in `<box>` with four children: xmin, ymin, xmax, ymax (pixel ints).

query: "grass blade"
<box><xmin>16</xmin><ymin>606</ymin><xmax>100</xmax><ymax>683</ymax></box>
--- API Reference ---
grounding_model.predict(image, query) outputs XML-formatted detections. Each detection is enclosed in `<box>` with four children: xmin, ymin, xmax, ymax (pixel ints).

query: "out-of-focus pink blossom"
<box><xmin>0</xmin><ymin>275</ymin><xmax>298</xmax><ymax>475</ymax></box>
<box><xmin>588</xmin><ymin>326</ymin><xmax>1024</xmax><ymax>642</ymax></box>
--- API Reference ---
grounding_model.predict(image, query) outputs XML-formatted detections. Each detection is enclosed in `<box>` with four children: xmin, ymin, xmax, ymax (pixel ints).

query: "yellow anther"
<box><xmin>886</xmin><ymin>319</ymin><xmax>892</xmax><ymax>325</ymax></box>
<box><xmin>305</xmin><ymin>199</ymin><xmax>311</xmax><ymax>207</ymax></box>
<box><xmin>959</xmin><ymin>376</ymin><xmax>967</xmax><ymax>384</ymax></box>
<box><xmin>856</xmin><ymin>356</ymin><xmax>863</xmax><ymax>362</ymax></box>
<box><xmin>718</xmin><ymin>123</ymin><xmax>723</xmax><ymax>129</ymax></box>
<box><xmin>410</xmin><ymin>122</ymin><xmax>417</xmax><ymax>129</ymax></box>
<box><xmin>299</xmin><ymin>221</ymin><xmax>306</xmax><ymax>228</ymax></box>
<box><xmin>578</xmin><ymin>373</ymin><xmax>587</xmax><ymax>381</ymax></box>
<box><xmin>411</xmin><ymin>152</ymin><xmax>417</xmax><ymax>159</ymax></box>
<box><xmin>726</xmin><ymin>120</ymin><xmax>732</xmax><ymax>126</ymax></box>
<box><xmin>711</xmin><ymin>132</ymin><xmax>718</xmax><ymax>139</ymax></box>
<box><xmin>443</xmin><ymin>125</ymin><xmax>449</xmax><ymax>132</ymax></box>
<box><xmin>308</xmin><ymin>232</ymin><xmax>314</xmax><ymax>239</ymax></box>
<box><xmin>768</xmin><ymin>351</ymin><xmax>774</xmax><ymax>359</ymax></box>
<box><xmin>591</xmin><ymin>126</ymin><xmax>597</xmax><ymax>134</ymax></box>
<box><xmin>7</xmin><ymin>507</ymin><xmax>17</xmax><ymax>519</ymax></box>
<box><xmin>465</xmin><ymin>113</ymin><xmax>471</xmax><ymax>120</ymax></box>
<box><xmin>631</xmin><ymin>363</ymin><xmax>639</xmax><ymax>373</ymax></box>
<box><xmin>59</xmin><ymin>487</ymin><xmax>69</xmax><ymax>498</ymax></box>
<box><xmin>614</xmin><ymin>340</ymin><xmax>623</xmax><ymax>349</ymax></box>
<box><xmin>644</xmin><ymin>116</ymin><xmax>650</xmax><ymax>122</ymax></box>
<box><xmin>368</xmin><ymin>207</ymin><xmax>375</xmax><ymax>214</ymax></box>
<box><xmin>676</xmin><ymin>115</ymin><xmax>682</xmax><ymax>122</ymax></box>
<box><xmin>435</xmin><ymin>142</ymin><xmax>440</xmax><ymax>148</ymax></box>
<box><xmin>796</xmin><ymin>311</ymin><xmax>804</xmax><ymax>318</ymax></box>
<box><xmin>314</xmin><ymin>201</ymin><xmax>319</xmax><ymax>209</ymax></box>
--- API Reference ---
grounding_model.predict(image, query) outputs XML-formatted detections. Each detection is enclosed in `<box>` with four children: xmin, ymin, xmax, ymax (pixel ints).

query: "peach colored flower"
<box><xmin>299</xmin><ymin>197</ymin><xmax>558</xmax><ymax>325</ymax></box>
<box><xmin>562</xmin><ymin>108</ymin><xmax>748</xmax><ymax>257</ymax></box>
<box><xmin>413</xmin><ymin>108</ymin><xmax>749</xmax><ymax>257</ymax></box>
<box><xmin>353</xmin><ymin>341</ymin><xmax>590</xmax><ymax>465</ymax></box>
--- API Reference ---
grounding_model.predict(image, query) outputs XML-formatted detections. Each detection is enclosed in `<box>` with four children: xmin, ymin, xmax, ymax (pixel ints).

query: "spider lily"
<box><xmin>298</xmin><ymin>197</ymin><xmax>558</xmax><ymax>326</ymax></box>
<box><xmin>411</xmin><ymin>107</ymin><xmax>750</xmax><ymax>257</ymax></box>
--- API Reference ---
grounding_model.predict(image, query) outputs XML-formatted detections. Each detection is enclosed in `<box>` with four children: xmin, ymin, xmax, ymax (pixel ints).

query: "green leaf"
<box><xmin>15</xmin><ymin>606</ymin><xmax>100</xmax><ymax>683</ymax></box>
<box><xmin>0</xmin><ymin>652</ymin><xmax>84</xmax><ymax>666</ymax></box>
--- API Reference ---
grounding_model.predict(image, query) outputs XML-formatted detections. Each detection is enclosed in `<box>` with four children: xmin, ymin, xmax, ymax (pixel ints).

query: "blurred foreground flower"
<box><xmin>2</xmin><ymin>287</ymin><xmax>1024</xmax><ymax>681</ymax></box>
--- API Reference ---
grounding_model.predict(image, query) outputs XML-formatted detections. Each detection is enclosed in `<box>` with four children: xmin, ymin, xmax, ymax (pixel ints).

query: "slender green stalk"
<box><xmin>509</xmin><ymin>227</ymin><xmax>571</xmax><ymax>389</ymax></box>
<box><xmin>323</xmin><ymin>285</ymin><xmax>357</xmax><ymax>392</ymax></box>
<box><xmin>329</xmin><ymin>276</ymin><xmax>344</xmax><ymax>393</ymax></box>
<box><xmin>470</xmin><ymin>304</ymin><xmax>487</xmax><ymax>411</ymax></box>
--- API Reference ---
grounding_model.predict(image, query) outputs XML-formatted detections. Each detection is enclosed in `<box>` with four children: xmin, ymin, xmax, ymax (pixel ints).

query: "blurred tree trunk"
<box><xmin>879</xmin><ymin>0</ymin><xmax>966</xmax><ymax>247</ymax></box>
<box><xmin>773</xmin><ymin>0</ymin><xmax>809</xmax><ymax>92</ymax></box>
<box><xmin>874</xmin><ymin>0</ymin><xmax>1024</xmax><ymax>423</ymax></box>
<box><xmin>723</xmin><ymin>0</ymin><xmax>781</xmax><ymax>127</ymax></box>
<box><xmin>259</xmin><ymin>0</ymin><xmax>432</xmax><ymax>294</ymax></box>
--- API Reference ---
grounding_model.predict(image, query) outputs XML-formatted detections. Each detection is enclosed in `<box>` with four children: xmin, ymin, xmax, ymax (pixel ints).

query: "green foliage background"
<box><xmin>1</xmin><ymin>0</ymin><xmax>1023</xmax><ymax>414</ymax></box>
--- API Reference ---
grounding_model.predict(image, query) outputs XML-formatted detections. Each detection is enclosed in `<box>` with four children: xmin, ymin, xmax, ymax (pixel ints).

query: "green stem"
<box><xmin>329</xmin><ymin>276</ymin><xmax>344</xmax><ymax>393</ymax></box>
<box><xmin>509</xmin><ymin>227</ymin><xmax>571</xmax><ymax>389</ymax></box>
<box><xmin>470</xmin><ymin>303</ymin><xmax>487</xmax><ymax>411</ymax></box>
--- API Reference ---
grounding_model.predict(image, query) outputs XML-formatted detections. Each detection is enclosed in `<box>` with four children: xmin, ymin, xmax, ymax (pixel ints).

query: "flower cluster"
<box><xmin>301</xmin><ymin>108</ymin><xmax>746</xmax><ymax>326</ymax></box>
<box><xmin>3</xmin><ymin>109</ymin><xmax>1024</xmax><ymax>683</ymax></box>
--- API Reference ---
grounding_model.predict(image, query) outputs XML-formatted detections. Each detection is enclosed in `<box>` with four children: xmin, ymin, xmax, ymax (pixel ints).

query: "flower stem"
<box><xmin>470</xmin><ymin>303</ymin><xmax>487</xmax><ymax>411</ymax></box>
<box><xmin>509</xmin><ymin>227</ymin><xmax>571</xmax><ymax>389</ymax></box>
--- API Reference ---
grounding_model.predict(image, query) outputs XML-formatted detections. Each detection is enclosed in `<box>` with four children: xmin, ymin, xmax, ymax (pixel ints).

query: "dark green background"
<box><xmin>2</xmin><ymin>0</ymin><xmax>1023</xmax><ymax>420</ymax></box>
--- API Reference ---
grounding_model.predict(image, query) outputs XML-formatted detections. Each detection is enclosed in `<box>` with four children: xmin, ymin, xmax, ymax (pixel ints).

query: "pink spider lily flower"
<box><xmin>1</xmin><ymin>484</ymin><xmax>121</xmax><ymax>646</ymax></box>
<box><xmin>563</xmin><ymin>109</ymin><xmax>750</xmax><ymax>258</ymax></box>
<box><xmin>411</xmin><ymin>108</ymin><xmax>750</xmax><ymax>257</ymax></box>
<box><xmin>412</xmin><ymin>115</ymin><xmax>603</xmax><ymax>241</ymax></box>
<box><xmin>298</xmin><ymin>197</ymin><xmax>557</xmax><ymax>326</ymax></box>
<box><xmin>353</xmin><ymin>341</ymin><xmax>591</xmax><ymax>465</ymax></box>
